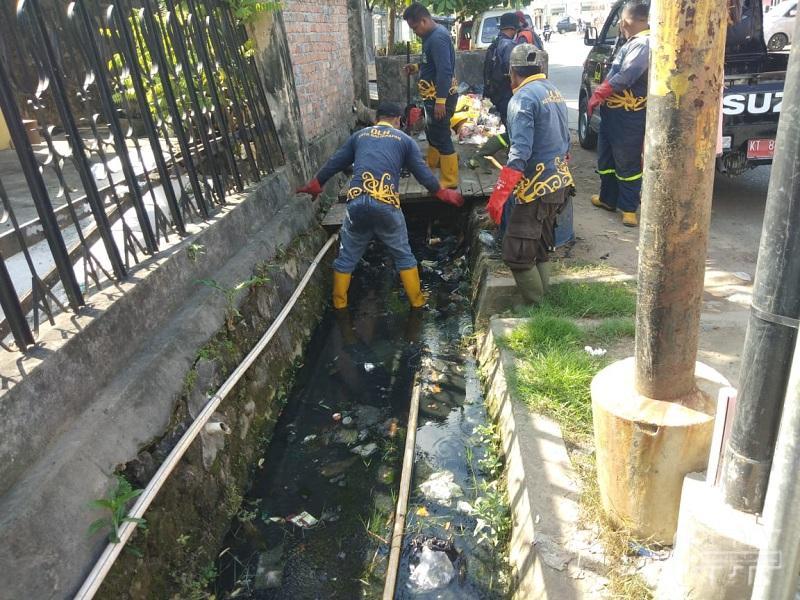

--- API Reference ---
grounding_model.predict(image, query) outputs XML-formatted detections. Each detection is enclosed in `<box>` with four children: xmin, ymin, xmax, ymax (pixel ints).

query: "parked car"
<box><xmin>578</xmin><ymin>0</ymin><xmax>788</xmax><ymax>175</ymax></box>
<box><xmin>764</xmin><ymin>0</ymin><xmax>796</xmax><ymax>50</ymax></box>
<box><xmin>471</xmin><ymin>8</ymin><xmax>535</xmax><ymax>49</ymax></box>
<box><xmin>556</xmin><ymin>16</ymin><xmax>577</xmax><ymax>33</ymax></box>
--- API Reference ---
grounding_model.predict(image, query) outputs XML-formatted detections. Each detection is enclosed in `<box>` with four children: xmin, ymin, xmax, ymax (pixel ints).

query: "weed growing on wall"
<box><xmin>88</xmin><ymin>475</ymin><xmax>148</xmax><ymax>554</ymax></box>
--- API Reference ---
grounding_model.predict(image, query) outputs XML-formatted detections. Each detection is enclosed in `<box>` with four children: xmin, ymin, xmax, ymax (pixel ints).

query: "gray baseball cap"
<box><xmin>509</xmin><ymin>44</ymin><xmax>540</xmax><ymax>68</ymax></box>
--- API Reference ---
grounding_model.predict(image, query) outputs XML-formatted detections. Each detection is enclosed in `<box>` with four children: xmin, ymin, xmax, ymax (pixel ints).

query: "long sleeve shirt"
<box><xmin>606</xmin><ymin>30</ymin><xmax>650</xmax><ymax>99</ymax></box>
<box><xmin>506</xmin><ymin>74</ymin><xmax>573</xmax><ymax>202</ymax></box>
<box><xmin>419</xmin><ymin>24</ymin><xmax>456</xmax><ymax>101</ymax></box>
<box><xmin>316</xmin><ymin>123</ymin><xmax>440</xmax><ymax>206</ymax></box>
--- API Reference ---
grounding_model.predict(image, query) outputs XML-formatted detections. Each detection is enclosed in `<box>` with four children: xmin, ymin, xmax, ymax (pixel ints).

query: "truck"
<box><xmin>577</xmin><ymin>0</ymin><xmax>788</xmax><ymax>176</ymax></box>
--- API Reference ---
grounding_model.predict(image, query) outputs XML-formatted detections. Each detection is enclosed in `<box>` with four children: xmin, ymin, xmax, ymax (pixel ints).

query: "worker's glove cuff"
<box><xmin>296</xmin><ymin>178</ymin><xmax>323</xmax><ymax>198</ymax></box>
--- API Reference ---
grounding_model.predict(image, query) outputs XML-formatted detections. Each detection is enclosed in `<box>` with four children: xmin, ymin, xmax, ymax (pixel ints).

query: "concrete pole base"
<box><xmin>591</xmin><ymin>357</ymin><xmax>729</xmax><ymax>544</ymax></box>
<box><xmin>657</xmin><ymin>473</ymin><xmax>764</xmax><ymax>599</ymax></box>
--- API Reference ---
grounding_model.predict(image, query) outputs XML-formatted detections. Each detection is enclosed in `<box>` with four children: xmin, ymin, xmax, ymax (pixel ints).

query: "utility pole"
<box><xmin>718</xmin><ymin>13</ymin><xmax>800</xmax><ymax>515</ymax></box>
<box><xmin>591</xmin><ymin>0</ymin><xmax>729</xmax><ymax>543</ymax></box>
<box><xmin>658</xmin><ymin>9</ymin><xmax>800</xmax><ymax>600</ymax></box>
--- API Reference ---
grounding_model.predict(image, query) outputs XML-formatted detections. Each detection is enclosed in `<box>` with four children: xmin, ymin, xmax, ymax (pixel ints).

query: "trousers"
<box><xmin>597</xmin><ymin>105</ymin><xmax>645</xmax><ymax>213</ymax></box>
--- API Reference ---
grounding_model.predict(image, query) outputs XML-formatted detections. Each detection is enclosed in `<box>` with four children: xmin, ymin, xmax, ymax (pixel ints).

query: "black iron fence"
<box><xmin>0</xmin><ymin>0</ymin><xmax>283</xmax><ymax>352</ymax></box>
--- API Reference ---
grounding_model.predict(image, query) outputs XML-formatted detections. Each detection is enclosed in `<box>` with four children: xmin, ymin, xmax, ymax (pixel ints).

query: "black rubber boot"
<box><xmin>512</xmin><ymin>268</ymin><xmax>545</xmax><ymax>306</ymax></box>
<box><xmin>536</xmin><ymin>262</ymin><xmax>551</xmax><ymax>294</ymax></box>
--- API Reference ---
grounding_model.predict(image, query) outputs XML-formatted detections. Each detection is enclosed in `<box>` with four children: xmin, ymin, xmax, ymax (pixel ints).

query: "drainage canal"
<box><xmin>215</xmin><ymin>206</ymin><xmax>510</xmax><ymax>599</ymax></box>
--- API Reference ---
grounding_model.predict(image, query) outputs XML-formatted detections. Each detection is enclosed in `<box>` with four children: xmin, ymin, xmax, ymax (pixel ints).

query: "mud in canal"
<box><xmin>215</xmin><ymin>207</ymin><xmax>510</xmax><ymax>599</ymax></box>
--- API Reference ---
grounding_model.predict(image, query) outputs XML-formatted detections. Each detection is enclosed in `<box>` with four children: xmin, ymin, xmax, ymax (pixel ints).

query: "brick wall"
<box><xmin>282</xmin><ymin>0</ymin><xmax>355</xmax><ymax>140</ymax></box>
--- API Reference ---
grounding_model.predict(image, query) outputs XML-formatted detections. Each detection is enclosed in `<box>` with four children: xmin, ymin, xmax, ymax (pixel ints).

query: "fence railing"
<box><xmin>0</xmin><ymin>0</ymin><xmax>283</xmax><ymax>352</ymax></box>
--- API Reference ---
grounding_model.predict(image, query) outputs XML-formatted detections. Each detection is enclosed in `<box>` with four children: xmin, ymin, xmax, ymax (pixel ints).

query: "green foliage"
<box><xmin>187</xmin><ymin>243</ymin><xmax>206</xmax><ymax>262</ymax></box>
<box><xmin>226</xmin><ymin>0</ymin><xmax>281</xmax><ymax>23</ymax></box>
<box><xmin>385</xmin><ymin>40</ymin><xmax>422</xmax><ymax>55</ymax></box>
<box><xmin>88</xmin><ymin>475</ymin><xmax>147</xmax><ymax>547</ymax></box>
<box><xmin>517</xmin><ymin>281</ymin><xmax>637</xmax><ymax>320</ymax></box>
<box><xmin>591</xmin><ymin>317</ymin><xmax>636</xmax><ymax>344</ymax></box>
<box><xmin>198</xmin><ymin>275</ymin><xmax>269</xmax><ymax>328</ymax></box>
<box><xmin>423</xmin><ymin>0</ymin><xmax>522</xmax><ymax>20</ymax></box>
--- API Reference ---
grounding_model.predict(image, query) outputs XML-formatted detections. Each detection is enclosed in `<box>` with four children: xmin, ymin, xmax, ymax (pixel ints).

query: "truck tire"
<box><xmin>578</xmin><ymin>94</ymin><xmax>598</xmax><ymax>150</ymax></box>
<box><xmin>768</xmin><ymin>33</ymin><xmax>789</xmax><ymax>51</ymax></box>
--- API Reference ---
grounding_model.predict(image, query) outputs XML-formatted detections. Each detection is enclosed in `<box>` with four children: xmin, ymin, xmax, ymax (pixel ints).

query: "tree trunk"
<box><xmin>388</xmin><ymin>4</ymin><xmax>396</xmax><ymax>52</ymax></box>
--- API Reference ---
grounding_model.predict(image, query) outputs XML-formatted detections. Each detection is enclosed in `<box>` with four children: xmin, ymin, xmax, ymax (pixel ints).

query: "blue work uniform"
<box><xmin>501</xmin><ymin>74</ymin><xmax>573</xmax><ymax>269</ymax></box>
<box><xmin>597</xmin><ymin>29</ymin><xmax>650</xmax><ymax>213</ymax></box>
<box><xmin>493</xmin><ymin>32</ymin><xmax>518</xmax><ymax>125</ymax></box>
<box><xmin>316</xmin><ymin>122</ymin><xmax>441</xmax><ymax>274</ymax></box>
<box><xmin>418</xmin><ymin>24</ymin><xmax>458</xmax><ymax>154</ymax></box>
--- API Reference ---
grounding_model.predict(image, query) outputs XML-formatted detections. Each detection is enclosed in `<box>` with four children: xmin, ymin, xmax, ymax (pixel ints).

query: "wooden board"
<box><xmin>321</xmin><ymin>202</ymin><xmax>347</xmax><ymax>230</ymax></box>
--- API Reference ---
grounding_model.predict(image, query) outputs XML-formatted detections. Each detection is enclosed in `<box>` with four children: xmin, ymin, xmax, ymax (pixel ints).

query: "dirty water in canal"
<box><xmin>216</xmin><ymin>208</ymin><xmax>510</xmax><ymax>599</ymax></box>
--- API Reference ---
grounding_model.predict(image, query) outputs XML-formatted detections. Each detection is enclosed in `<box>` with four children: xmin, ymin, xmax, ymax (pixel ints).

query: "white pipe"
<box><xmin>204</xmin><ymin>421</ymin><xmax>231</xmax><ymax>435</ymax></box>
<box><xmin>74</xmin><ymin>233</ymin><xmax>337</xmax><ymax>600</ymax></box>
<box><xmin>750</xmin><ymin>328</ymin><xmax>800</xmax><ymax>600</ymax></box>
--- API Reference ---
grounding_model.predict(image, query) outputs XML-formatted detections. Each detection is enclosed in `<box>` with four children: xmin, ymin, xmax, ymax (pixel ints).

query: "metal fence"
<box><xmin>0</xmin><ymin>0</ymin><xmax>283</xmax><ymax>352</ymax></box>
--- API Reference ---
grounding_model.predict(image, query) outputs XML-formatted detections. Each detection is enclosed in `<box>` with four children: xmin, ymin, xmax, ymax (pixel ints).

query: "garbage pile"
<box><xmin>449</xmin><ymin>94</ymin><xmax>505</xmax><ymax>147</ymax></box>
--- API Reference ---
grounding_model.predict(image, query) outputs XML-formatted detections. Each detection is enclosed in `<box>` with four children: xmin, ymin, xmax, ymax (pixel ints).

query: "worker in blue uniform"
<box><xmin>485</xmin><ymin>44</ymin><xmax>573</xmax><ymax>306</ymax></box>
<box><xmin>587</xmin><ymin>1</ymin><xmax>650</xmax><ymax>227</ymax></box>
<box><xmin>402</xmin><ymin>3</ymin><xmax>460</xmax><ymax>189</ymax></box>
<box><xmin>297</xmin><ymin>102</ymin><xmax>463</xmax><ymax>310</ymax></box>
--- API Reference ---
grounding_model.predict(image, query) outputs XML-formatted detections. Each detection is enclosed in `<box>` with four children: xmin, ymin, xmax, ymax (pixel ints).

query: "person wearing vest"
<box><xmin>402</xmin><ymin>3</ymin><xmax>460</xmax><ymax>189</ymax></box>
<box><xmin>515</xmin><ymin>11</ymin><xmax>544</xmax><ymax>50</ymax></box>
<box><xmin>587</xmin><ymin>1</ymin><xmax>650</xmax><ymax>227</ymax></box>
<box><xmin>485</xmin><ymin>44</ymin><xmax>573</xmax><ymax>306</ymax></box>
<box><xmin>297</xmin><ymin>102</ymin><xmax>463</xmax><ymax>310</ymax></box>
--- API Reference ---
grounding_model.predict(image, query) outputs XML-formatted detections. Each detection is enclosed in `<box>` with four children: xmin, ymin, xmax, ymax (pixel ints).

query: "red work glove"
<box><xmin>296</xmin><ymin>178</ymin><xmax>322</xmax><ymax>198</ymax></box>
<box><xmin>486</xmin><ymin>166</ymin><xmax>523</xmax><ymax>225</ymax></box>
<box><xmin>435</xmin><ymin>187</ymin><xmax>464</xmax><ymax>208</ymax></box>
<box><xmin>587</xmin><ymin>80</ymin><xmax>614</xmax><ymax>117</ymax></box>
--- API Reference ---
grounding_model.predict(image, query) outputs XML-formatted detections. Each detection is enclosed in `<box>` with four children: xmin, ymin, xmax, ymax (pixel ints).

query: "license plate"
<box><xmin>747</xmin><ymin>138</ymin><xmax>775</xmax><ymax>159</ymax></box>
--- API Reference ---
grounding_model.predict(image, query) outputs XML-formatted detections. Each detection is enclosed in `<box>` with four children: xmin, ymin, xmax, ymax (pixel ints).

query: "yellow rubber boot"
<box><xmin>332</xmin><ymin>271</ymin><xmax>351</xmax><ymax>309</ymax></box>
<box><xmin>399</xmin><ymin>267</ymin><xmax>426</xmax><ymax>308</ymax></box>
<box><xmin>622</xmin><ymin>211</ymin><xmax>639</xmax><ymax>227</ymax></box>
<box><xmin>591</xmin><ymin>194</ymin><xmax>616</xmax><ymax>211</ymax></box>
<box><xmin>426</xmin><ymin>147</ymin><xmax>440</xmax><ymax>169</ymax></box>
<box><xmin>439</xmin><ymin>153</ymin><xmax>460</xmax><ymax>189</ymax></box>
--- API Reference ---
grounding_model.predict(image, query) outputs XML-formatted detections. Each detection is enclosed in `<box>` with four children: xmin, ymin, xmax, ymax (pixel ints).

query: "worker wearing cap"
<box><xmin>587</xmin><ymin>1</ymin><xmax>650</xmax><ymax>227</ymax></box>
<box><xmin>402</xmin><ymin>3</ymin><xmax>460</xmax><ymax>189</ymax></box>
<box><xmin>485</xmin><ymin>44</ymin><xmax>573</xmax><ymax>306</ymax></box>
<box><xmin>297</xmin><ymin>102</ymin><xmax>463</xmax><ymax>309</ymax></box>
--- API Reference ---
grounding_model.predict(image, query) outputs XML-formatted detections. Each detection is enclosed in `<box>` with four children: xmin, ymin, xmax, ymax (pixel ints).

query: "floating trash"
<box><xmin>302</xmin><ymin>434</ymin><xmax>317</xmax><ymax>444</ymax></box>
<box><xmin>287</xmin><ymin>511</ymin><xmax>318</xmax><ymax>528</ymax></box>
<box><xmin>409</xmin><ymin>546</ymin><xmax>455</xmax><ymax>590</ymax></box>
<box><xmin>419</xmin><ymin>471</ymin><xmax>464</xmax><ymax>505</ymax></box>
<box><xmin>364</xmin><ymin>362</ymin><xmax>375</xmax><ymax>372</ymax></box>
<box><xmin>350</xmin><ymin>443</ymin><xmax>378</xmax><ymax>458</ymax></box>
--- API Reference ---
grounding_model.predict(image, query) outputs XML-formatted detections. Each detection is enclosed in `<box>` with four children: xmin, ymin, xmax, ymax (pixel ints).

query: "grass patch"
<box><xmin>517</xmin><ymin>281</ymin><xmax>636</xmax><ymax>320</ymax></box>
<box><xmin>502</xmin><ymin>280</ymin><xmax>653</xmax><ymax>598</ymax></box>
<box><xmin>590</xmin><ymin>317</ymin><xmax>636</xmax><ymax>345</ymax></box>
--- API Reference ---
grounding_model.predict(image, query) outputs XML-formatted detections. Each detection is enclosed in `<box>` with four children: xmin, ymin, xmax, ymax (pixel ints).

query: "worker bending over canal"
<box><xmin>402</xmin><ymin>2</ymin><xmax>459</xmax><ymax>188</ymax></box>
<box><xmin>587</xmin><ymin>1</ymin><xmax>650</xmax><ymax>227</ymax></box>
<box><xmin>486</xmin><ymin>44</ymin><xmax>573</xmax><ymax>306</ymax></box>
<box><xmin>297</xmin><ymin>102</ymin><xmax>463</xmax><ymax>309</ymax></box>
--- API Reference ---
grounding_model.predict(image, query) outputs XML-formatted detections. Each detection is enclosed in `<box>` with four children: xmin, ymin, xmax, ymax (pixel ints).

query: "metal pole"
<box><xmin>634</xmin><ymin>0</ymin><xmax>728</xmax><ymax>399</ymax></box>
<box><xmin>750</xmin><ymin>314</ymin><xmax>800</xmax><ymax>600</ymax></box>
<box><xmin>720</xmin><ymin>11</ymin><xmax>800</xmax><ymax>514</ymax></box>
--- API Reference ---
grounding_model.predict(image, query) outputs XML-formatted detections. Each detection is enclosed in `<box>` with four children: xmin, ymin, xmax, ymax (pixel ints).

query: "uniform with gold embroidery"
<box><xmin>506</xmin><ymin>74</ymin><xmax>573</xmax><ymax>204</ymax></box>
<box><xmin>596</xmin><ymin>29</ymin><xmax>650</xmax><ymax>214</ymax></box>
<box><xmin>314</xmin><ymin>122</ymin><xmax>440</xmax><ymax>277</ymax></box>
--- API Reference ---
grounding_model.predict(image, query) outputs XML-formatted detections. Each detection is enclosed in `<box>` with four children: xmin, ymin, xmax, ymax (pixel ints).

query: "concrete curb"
<box><xmin>477</xmin><ymin>318</ymin><xmax>605</xmax><ymax>599</ymax></box>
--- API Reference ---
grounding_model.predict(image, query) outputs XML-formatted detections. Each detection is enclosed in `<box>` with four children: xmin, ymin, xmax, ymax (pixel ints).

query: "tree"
<box><xmin>424</xmin><ymin>0</ymin><xmax>521</xmax><ymax>21</ymax></box>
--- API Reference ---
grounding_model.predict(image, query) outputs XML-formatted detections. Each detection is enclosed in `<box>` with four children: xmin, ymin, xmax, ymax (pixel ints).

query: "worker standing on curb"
<box><xmin>485</xmin><ymin>44</ymin><xmax>573</xmax><ymax>306</ymax></box>
<box><xmin>297</xmin><ymin>102</ymin><xmax>464</xmax><ymax>310</ymax></box>
<box><xmin>587</xmin><ymin>1</ymin><xmax>650</xmax><ymax>227</ymax></box>
<box><xmin>402</xmin><ymin>3</ymin><xmax>460</xmax><ymax>189</ymax></box>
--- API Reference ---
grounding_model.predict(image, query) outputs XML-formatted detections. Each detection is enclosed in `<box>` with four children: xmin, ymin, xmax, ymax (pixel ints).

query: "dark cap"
<box><xmin>500</xmin><ymin>12</ymin><xmax>518</xmax><ymax>30</ymax></box>
<box><xmin>376</xmin><ymin>101</ymin><xmax>403</xmax><ymax>118</ymax></box>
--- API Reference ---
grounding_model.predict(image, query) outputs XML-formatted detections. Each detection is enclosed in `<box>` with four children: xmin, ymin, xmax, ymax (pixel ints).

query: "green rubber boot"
<box><xmin>512</xmin><ymin>268</ymin><xmax>545</xmax><ymax>306</ymax></box>
<box><xmin>536</xmin><ymin>262</ymin><xmax>551</xmax><ymax>294</ymax></box>
<box><xmin>468</xmin><ymin>134</ymin><xmax>508</xmax><ymax>169</ymax></box>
